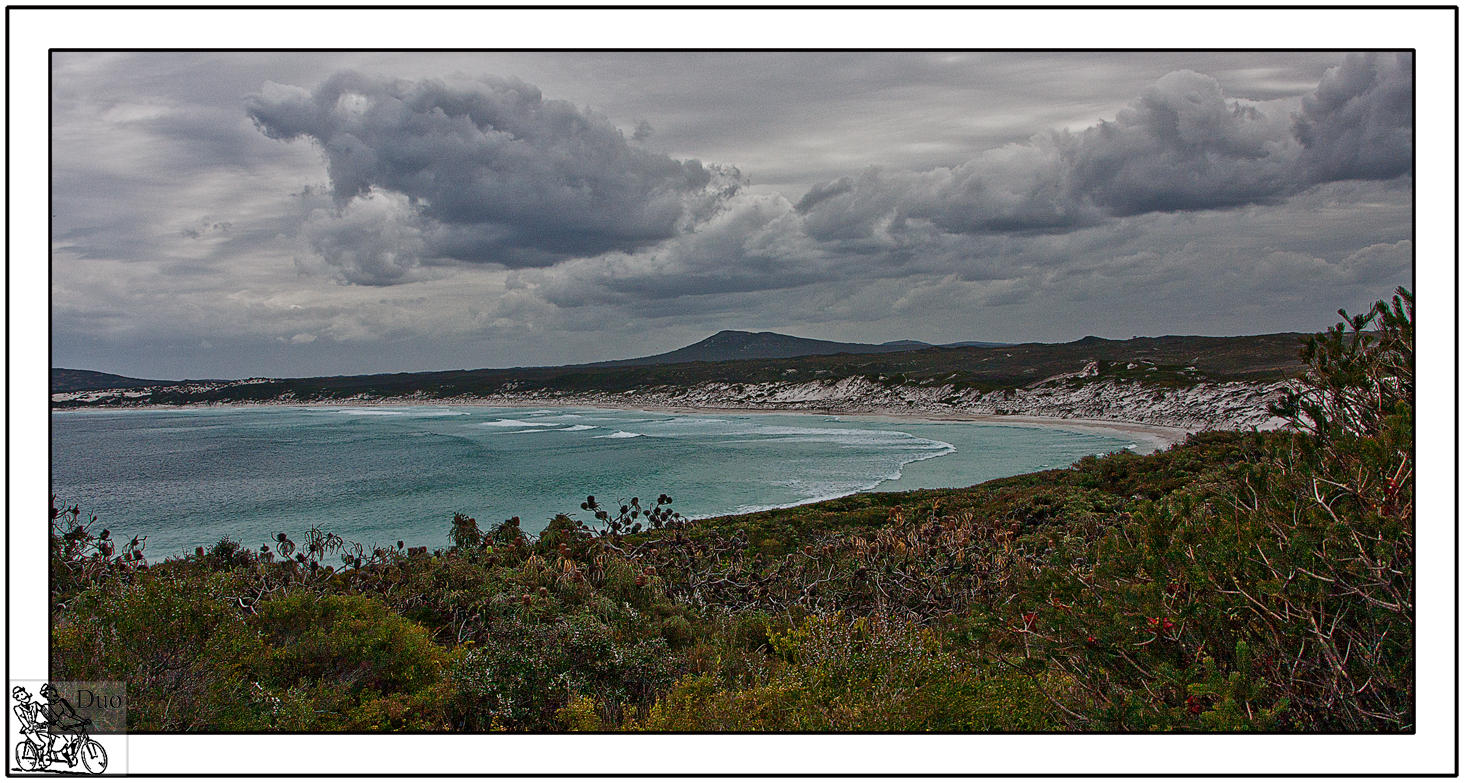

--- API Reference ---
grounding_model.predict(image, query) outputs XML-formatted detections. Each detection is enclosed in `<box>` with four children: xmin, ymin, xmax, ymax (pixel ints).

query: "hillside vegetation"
<box><xmin>49</xmin><ymin>291</ymin><xmax>1410</xmax><ymax>732</ymax></box>
<box><xmin>52</xmin><ymin>331</ymin><xmax>1308</xmax><ymax>407</ymax></box>
<box><xmin>587</xmin><ymin>329</ymin><xmax>973</xmax><ymax>366</ymax></box>
<box><xmin>50</xmin><ymin>368</ymin><xmax>178</xmax><ymax>394</ymax></box>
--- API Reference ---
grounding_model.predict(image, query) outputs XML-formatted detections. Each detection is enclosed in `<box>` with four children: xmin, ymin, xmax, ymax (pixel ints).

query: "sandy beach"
<box><xmin>466</xmin><ymin>399</ymin><xmax>1192</xmax><ymax>453</ymax></box>
<box><xmin>507</xmin><ymin>403</ymin><xmax>1191</xmax><ymax>454</ymax></box>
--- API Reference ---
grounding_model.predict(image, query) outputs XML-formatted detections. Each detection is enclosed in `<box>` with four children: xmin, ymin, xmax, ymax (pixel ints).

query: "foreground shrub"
<box><xmin>448</xmin><ymin>612</ymin><xmax>676</xmax><ymax>731</ymax></box>
<box><xmin>637</xmin><ymin>614</ymin><xmax>1061</xmax><ymax>731</ymax></box>
<box><xmin>1019</xmin><ymin>289</ymin><xmax>1413</xmax><ymax>731</ymax></box>
<box><xmin>52</xmin><ymin>579</ymin><xmax>266</xmax><ymax>730</ymax></box>
<box><xmin>251</xmin><ymin>592</ymin><xmax>449</xmax><ymax>730</ymax></box>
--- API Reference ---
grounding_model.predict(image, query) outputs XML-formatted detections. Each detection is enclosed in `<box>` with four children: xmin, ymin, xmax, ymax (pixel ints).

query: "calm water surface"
<box><xmin>51</xmin><ymin>405</ymin><xmax>1135</xmax><ymax>557</ymax></box>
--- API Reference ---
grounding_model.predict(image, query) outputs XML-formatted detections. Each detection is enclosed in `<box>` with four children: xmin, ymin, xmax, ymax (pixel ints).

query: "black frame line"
<box><xmin>4</xmin><ymin>4</ymin><xmax>1461</xmax><ymax>10</ymax></box>
<box><xmin>9</xmin><ymin>5</ymin><xmax>1457</xmax><ymax>777</ymax></box>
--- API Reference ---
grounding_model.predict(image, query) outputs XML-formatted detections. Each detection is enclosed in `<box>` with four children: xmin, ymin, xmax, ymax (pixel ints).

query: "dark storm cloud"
<box><xmin>522</xmin><ymin>54</ymin><xmax>1412</xmax><ymax>311</ymax></box>
<box><xmin>1294</xmin><ymin>53</ymin><xmax>1414</xmax><ymax>183</ymax></box>
<box><xmin>797</xmin><ymin>53</ymin><xmax>1412</xmax><ymax>239</ymax></box>
<box><xmin>247</xmin><ymin>71</ymin><xmax>740</xmax><ymax>282</ymax></box>
<box><xmin>243</xmin><ymin>55</ymin><xmax>1409</xmax><ymax>294</ymax></box>
<box><xmin>1063</xmin><ymin>69</ymin><xmax>1295</xmax><ymax>217</ymax></box>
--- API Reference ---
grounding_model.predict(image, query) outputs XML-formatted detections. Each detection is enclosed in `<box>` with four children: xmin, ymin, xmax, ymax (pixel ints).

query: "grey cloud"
<box><xmin>180</xmin><ymin>220</ymin><xmax>232</xmax><ymax>240</ymax></box>
<box><xmin>1063</xmin><ymin>69</ymin><xmax>1295</xmax><ymax>216</ymax></box>
<box><xmin>148</xmin><ymin>109</ymin><xmax>280</xmax><ymax>170</ymax></box>
<box><xmin>1294</xmin><ymin>53</ymin><xmax>1413</xmax><ymax>183</ymax></box>
<box><xmin>797</xmin><ymin>145</ymin><xmax>1098</xmax><ymax>243</ymax></box>
<box><xmin>518</xmin><ymin>192</ymin><xmax>825</xmax><ymax>307</ymax></box>
<box><xmin>794</xmin><ymin>176</ymin><xmax>856</xmax><ymax>212</ymax></box>
<box><xmin>534</xmin><ymin>173</ymin><xmax>1410</xmax><ymax>343</ymax></box>
<box><xmin>301</xmin><ymin>190</ymin><xmax>427</xmax><ymax>286</ymax></box>
<box><xmin>264</xmin><ymin>56</ymin><xmax>1412</xmax><ymax>317</ymax></box>
<box><xmin>797</xmin><ymin>54</ymin><xmax>1411</xmax><ymax>240</ymax></box>
<box><xmin>1336</xmin><ymin>240</ymin><xmax>1412</xmax><ymax>285</ymax></box>
<box><xmin>796</xmin><ymin>169</ymin><xmax>908</xmax><ymax>244</ymax></box>
<box><xmin>247</xmin><ymin>71</ymin><xmax>740</xmax><ymax>272</ymax></box>
<box><xmin>247</xmin><ymin>56</ymin><xmax>1408</xmax><ymax>300</ymax></box>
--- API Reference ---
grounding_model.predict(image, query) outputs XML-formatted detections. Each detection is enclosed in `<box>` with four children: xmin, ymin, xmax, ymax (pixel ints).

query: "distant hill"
<box><xmin>52</xmin><ymin>331</ymin><xmax>1311</xmax><ymax>410</ymax></box>
<box><xmin>592</xmin><ymin>330</ymin><xmax>926</xmax><ymax>366</ymax></box>
<box><xmin>51</xmin><ymin>368</ymin><xmax>174</xmax><ymax>393</ymax></box>
<box><xmin>591</xmin><ymin>330</ymin><xmax>1004</xmax><ymax>367</ymax></box>
<box><xmin>943</xmin><ymin>340</ymin><xmax>1010</xmax><ymax>348</ymax></box>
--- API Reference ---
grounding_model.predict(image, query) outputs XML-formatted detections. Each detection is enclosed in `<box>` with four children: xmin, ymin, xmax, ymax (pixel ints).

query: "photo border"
<box><xmin>8</xmin><ymin>5</ymin><xmax>1457</xmax><ymax>776</ymax></box>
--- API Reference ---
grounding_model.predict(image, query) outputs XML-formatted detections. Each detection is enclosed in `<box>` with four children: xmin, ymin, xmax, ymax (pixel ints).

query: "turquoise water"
<box><xmin>50</xmin><ymin>405</ymin><xmax>1135</xmax><ymax>558</ymax></box>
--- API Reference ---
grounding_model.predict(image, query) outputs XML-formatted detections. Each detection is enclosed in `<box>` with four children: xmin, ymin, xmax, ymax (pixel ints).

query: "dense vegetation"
<box><xmin>50</xmin><ymin>292</ymin><xmax>1410</xmax><ymax>731</ymax></box>
<box><xmin>53</xmin><ymin>331</ymin><xmax>1308</xmax><ymax>407</ymax></box>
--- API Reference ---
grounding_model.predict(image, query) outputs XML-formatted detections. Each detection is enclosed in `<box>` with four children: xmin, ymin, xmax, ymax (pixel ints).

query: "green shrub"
<box><xmin>52</xmin><ymin>579</ymin><xmax>267</xmax><ymax>730</ymax></box>
<box><xmin>254</xmin><ymin>592</ymin><xmax>443</xmax><ymax>694</ymax></box>
<box><xmin>534</xmin><ymin>513</ymin><xmax>593</xmax><ymax>557</ymax></box>
<box><xmin>250</xmin><ymin>592</ymin><xmax>449</xmax><ymax>729</ymax></box>
<box><xmin>1020</xmin><ymin>289</ymin><xmax>1413</xmax><ymax>731</ymax></box>
<box><xmin>556</xmin><ymin>694</ymin><xmax>605</xmax><ymax>731</ymax></box>
<box><xmin>638</xmin><ymin>614</ymin><xmax>1061</xmax><ymax>731</ymax></box>
<box><xmin>448</xmin><ymin>612</ymin><xmax>676</xmax><ymax>731</ymax></box>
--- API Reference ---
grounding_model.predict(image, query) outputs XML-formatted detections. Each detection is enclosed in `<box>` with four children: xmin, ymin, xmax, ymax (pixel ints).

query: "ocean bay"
<box><xmin>51</xmin><ymin>405</ymin><xmax>1136</xmax><ymax>558</ymax></box>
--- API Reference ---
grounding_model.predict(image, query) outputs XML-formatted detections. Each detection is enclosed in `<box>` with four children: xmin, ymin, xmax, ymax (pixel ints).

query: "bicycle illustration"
<box><xmin>11</xmin><ymin>685</ymin><xmax>109</xmax><ymax>774</ymax></box>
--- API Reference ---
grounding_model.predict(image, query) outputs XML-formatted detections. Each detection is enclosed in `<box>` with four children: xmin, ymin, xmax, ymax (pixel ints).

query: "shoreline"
<box><xmin>482</xmin><ymin>400</ymin><xmax>1192</xmax><ymax>453</ymax></box>
<box><xmin>54</xmin><ymin>395</ymin><xmax>1195</xmax><ymax>453</ymax></box>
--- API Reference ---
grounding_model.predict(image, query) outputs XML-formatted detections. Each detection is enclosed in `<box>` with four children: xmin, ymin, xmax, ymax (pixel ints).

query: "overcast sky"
<box><xmin>51</xmin><ymin>51</ymin><xmax>1413</xmax><ymax>380</ymax></box>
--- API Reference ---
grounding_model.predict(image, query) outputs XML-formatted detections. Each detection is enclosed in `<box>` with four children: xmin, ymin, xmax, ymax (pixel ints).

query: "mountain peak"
<box><xmin>592</xmin><ymin>330</ymin><xmax>935</xmax><ymax>367</ymax></box>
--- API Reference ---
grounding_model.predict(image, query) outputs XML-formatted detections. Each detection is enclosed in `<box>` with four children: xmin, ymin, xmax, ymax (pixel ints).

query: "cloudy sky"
<box><xmin>51</xmin><ymin>51</ymin><xmax>1413</xmax><ymax>380</ymax></box>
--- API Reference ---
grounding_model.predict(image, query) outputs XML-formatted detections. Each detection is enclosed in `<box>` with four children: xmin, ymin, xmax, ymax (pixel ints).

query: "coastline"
<box><xmin>479</xmin><ymin>399</ymin><xmax>1193</xmax><ymax>453</ymax></box>
<box><xmin>55</xmin><ymin>370</ymin><xmax>1289</xmax><ymax>440</ymax></box>
<box><xmin>54</xmin><ymin>395</ymin><xmax>1195</xmax><ymax>453</ymax></box>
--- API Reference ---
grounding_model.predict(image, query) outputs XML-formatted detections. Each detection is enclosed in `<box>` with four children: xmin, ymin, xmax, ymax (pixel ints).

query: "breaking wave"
<box><xmin>332</xmin><ymin>408</ymin><xmax>469</xmax><ymax>417</ymax></box>
<box><xmin>477</xmin><ymin>419</ymin><xmax>560</xmax><ymax>428</ymax></box>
